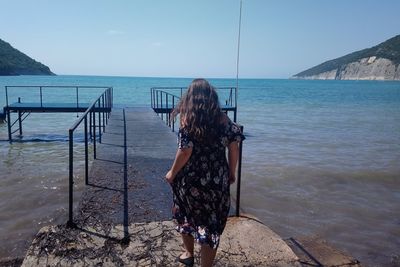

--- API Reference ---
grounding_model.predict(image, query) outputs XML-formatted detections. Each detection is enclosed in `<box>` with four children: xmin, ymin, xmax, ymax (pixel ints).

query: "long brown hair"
<box><xmin>173</xmin><ymin>79</ymin><xmax>222</xmax><ymax>143</ymax></box>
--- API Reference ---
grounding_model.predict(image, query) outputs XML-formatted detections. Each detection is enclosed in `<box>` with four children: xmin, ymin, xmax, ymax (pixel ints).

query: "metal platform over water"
<box><xmin>150</xmin><ymin>86</ymin><xmax>238</xmax><ymax>132</ymax></box>
<box><xmin>3</xmin><ymin>86</ymin><xmax>113</xmax><ymax>141</ymax></box>
<box><xmin>5</xmin><ymin>102</ymin><xmax>110</xmax><ymax>112</ymax></box>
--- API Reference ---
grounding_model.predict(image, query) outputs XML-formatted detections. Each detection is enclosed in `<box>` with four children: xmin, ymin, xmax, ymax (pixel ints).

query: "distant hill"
<box><xmin>292</xmin><ymin>35</ymin><xmax>400</xmax><ymax>80</ymax></box>
<box><xmin>0</xmin><ymin>38</ymin><xmax>55</xmax><ymax>76</ymax></box>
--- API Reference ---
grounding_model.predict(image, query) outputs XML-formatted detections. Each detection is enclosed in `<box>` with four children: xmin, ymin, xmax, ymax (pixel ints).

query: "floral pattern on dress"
<box><xmin>171</xmin><ymin>118</ymin><xmax>245</xmax><ymax>249</ymax></box>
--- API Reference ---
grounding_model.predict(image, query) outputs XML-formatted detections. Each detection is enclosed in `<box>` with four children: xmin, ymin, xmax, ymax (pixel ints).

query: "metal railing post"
<box><xmin>153</xmin><ymin>88</ymin><xmax>155</xmax><ymax>108</ymax></box>
<box><xmin>67</xmin><ymin>129</ymin><xmax>74</xmax><ymax>227</ymax></box>
<box><xmin>111</xmin><ymin>87</ymin><xmax>114</xmax><ymax>108</ymax></box>
<box><xmin>172</xmin><ymin>96</ymin><xmax>175</xmax><ymax>132</ymax></box>
<box><xmin>98</xmin><ymin>99</ymin><xmax>102</xmax><ymax>143</ymax></box>
<box><xmin>93</xmin><ymin>110</ymin><xmax>97</xmax><ymax>159</ymax></box>
<box><xmin>102</xmin><ymin>94</ymin><xmax>105</xmax><ymax>131</ymax></box>
<box><xmin>105</xmin><ymin>90</ymin><xmax>109</xmax><ymax>124</ymax></box>
<box><xmin>18</xmin><ymin>96</ymin><xmax>22</xmax><ymax>136</ymax></box>
<box><xmin>89</xmin><ymin>111</ymin><xmax>92</xmax><ymax>140</ymax></box>
<box><xmin>7</xmin><ymin>110</ymin><xmax>12</xmax><ymax>142</ymax></box>
<box><xmin>166</xmin><ymin>94</ymin><xmax>169</xmax><ymax>126</ymax></box>
<box><xmin>235</xmin><ymin>125</ymin><xmax>244</xmax><ymax>217</ymax></box>
<box><xmin>84</xmin><ymin>116</ymin><xmax>88</xmax><ymax>185</ymax></box>
<box><xmin>161</xmin><ymin>93</ymin><xmax>163</xmax><ymax>120</ymax></box>
<box><xmin>5</xmin><ymin>86</ymin><xmax>9</xmax><ymax>107</ymax></box>
<box><xmin>18</xmin><ymin>111</ymin><xmax>22</xmax><ymax>135</ymax></box>
<box><xmin>156</xmin><ymin>91</ymin><xmax>159</xmax><ymax>108</ymax></box>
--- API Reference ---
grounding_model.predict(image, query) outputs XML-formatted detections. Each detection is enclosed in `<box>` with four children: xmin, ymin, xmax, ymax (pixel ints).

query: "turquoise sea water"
<box><xmin>0</xmin><ymin>75</ymin><xmax>399</xmax><ymax>266</ymax></box>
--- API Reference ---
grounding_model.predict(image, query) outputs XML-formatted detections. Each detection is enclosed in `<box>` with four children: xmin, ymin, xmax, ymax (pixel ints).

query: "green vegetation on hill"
<box><xmin>294</xmin><ymin>35</ymin><xmax>400</xmax><ymax>77</ymax></box>
<box><xmin>0</xmin><ymin>38</ymin><xmax>54</xmax><ymax>76</ymax></box>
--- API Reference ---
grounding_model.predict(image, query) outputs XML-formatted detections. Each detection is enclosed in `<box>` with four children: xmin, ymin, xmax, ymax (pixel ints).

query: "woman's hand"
<box><xmin>165</xmin><ymin>170</ymin><xmax>175</xmax><ymax>184</ymax></box>
<box><xmin>166</xmin><ymin>147</ymin><xmax>192</xmax><ymax>185</ymax></box>
<box><xmin>229</xmin><ymin>172</ymin><xmax>236</xmax><ymax>184</ymax></box>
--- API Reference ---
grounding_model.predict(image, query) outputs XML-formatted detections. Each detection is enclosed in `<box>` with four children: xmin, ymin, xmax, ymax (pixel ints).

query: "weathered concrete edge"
<box><xmin>21</xmin><ymin>216</ymin><xmax>302</xmax><ymax>267</ymax></box>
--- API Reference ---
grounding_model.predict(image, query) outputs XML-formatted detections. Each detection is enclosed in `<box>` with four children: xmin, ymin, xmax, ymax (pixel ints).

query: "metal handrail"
<box><xmin>150</xmin><ymin>87</ymin><xmax>237</xmax><ymax>122</ymax></box>
<box><xmin>67</xmin><ymin>87</ymin><xmax>112</xmax><ymax>227</ymax></box>
<box><xmin>150</xmin><ymin>88</ymin><xmax>181</xmax><ymax>131</ymax></box>
<box><xmin>4</xmin><ymin>85</ymin><xmax>112</xmax><ymax>108</ymax></box>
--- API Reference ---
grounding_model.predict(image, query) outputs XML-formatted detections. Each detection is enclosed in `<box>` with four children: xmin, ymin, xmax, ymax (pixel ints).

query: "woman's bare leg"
<box><xmin>200</xmin><ymin>244</ymin><xmax>217</xmax><ymax>267</ymax></box>
<box><xmin>181</xmin><ymin>233</ymin><xmax>194</xmax><ymax>258</ymax></box>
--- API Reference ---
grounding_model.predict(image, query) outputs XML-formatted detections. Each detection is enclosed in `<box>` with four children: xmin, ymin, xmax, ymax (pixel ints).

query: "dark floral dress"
<box><xmin>171</xmin><ymin>119</ymin><xmax>245</xmax><ymax>249</ymax></box>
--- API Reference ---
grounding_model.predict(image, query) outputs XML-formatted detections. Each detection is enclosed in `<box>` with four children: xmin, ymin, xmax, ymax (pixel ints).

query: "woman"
<box><xmin>165</xmin><ymin>79</ymin><xmax>245</xmax><ymax>267</ymax></box>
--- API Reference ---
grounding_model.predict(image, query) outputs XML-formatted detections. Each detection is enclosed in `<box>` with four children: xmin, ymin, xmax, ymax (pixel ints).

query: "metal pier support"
<box><xmin>18</xmin><ymin>111</ymin><xmax>22</xmax><ymax>136</ymax></box>
<box><xmin>7</xmin><ymin>110</ymin><xmax>12</xmax><ymax>142</ymax></box>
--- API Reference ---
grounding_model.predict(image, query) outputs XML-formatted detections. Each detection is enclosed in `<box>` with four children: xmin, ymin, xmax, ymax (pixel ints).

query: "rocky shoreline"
<box><xmin>293</xmin><ymin>56</ymin><xmax>400</xmax><ymax>80</ymax></box>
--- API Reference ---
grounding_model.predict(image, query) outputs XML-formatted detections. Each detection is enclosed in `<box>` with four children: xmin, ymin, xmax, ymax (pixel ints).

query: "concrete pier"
<box><xmin>75</xmin><ymin>108</ymin><xmax>176</xmax><ymax>230</ymax></box>
<box><xmin>20</xmin><ymin>107</ymin><xmax>360</xmax><ymax>266</ymax></box>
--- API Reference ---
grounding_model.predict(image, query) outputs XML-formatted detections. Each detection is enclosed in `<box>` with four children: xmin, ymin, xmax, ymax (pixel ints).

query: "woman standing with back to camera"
<box><xmin>165</xmin><ymin>79</ymin><xmax>245</xmax><ymax>267</ymax></box>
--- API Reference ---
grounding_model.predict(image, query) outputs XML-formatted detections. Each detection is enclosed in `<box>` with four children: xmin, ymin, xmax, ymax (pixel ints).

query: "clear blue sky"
<box><xmin>1</xmin><ymin>0</ymin><xmax>399</xmax><ymax>78</ymax></box>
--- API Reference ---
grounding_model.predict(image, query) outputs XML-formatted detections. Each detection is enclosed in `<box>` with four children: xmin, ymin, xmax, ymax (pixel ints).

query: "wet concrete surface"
<box><xmin>76</xmin><ymin>108</ymin><xmax>176</xmax><ymax>232</ymax></box>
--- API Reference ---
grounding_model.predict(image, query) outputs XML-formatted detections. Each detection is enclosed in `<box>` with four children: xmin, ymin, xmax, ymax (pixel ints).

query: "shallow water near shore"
<box><xmin>0</xmin><ymin>75</ymin><xmax>399</xmax><ymax>266</ymax></box>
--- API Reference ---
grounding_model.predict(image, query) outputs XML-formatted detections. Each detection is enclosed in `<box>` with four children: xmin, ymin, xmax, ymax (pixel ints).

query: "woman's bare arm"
<box><xmin>228</xmin><ymin>141</ymin><xmax>240</xmax><ymax>184</ymax></box>
<box><xmin>165</xmin><ymin>147</ymin><xmax>193</xmax><ymax>184</ymax></box>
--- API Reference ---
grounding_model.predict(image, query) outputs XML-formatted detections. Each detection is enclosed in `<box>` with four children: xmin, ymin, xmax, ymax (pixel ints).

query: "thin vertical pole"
<box><xmin>172</xmin><ymin>96</ymin><xmax>175</xmax><ymax>132</ymax></box>
<box><xmin>166</xmin><ymin>94</ymin><xmax>169</xmax><ymax>126</ymax></box>
<box><xmin>235</xmin><ymin>125</ymin><xmax>244</xmax><ymax>217</ymax></box>
<box><xmin>7</xmin><ymin>110</ymin><xmax>12</xmax><ymax>142</ymax></box>
<box><xmin>161</xmin><ymin>93</ymin><xmax>163</xmax><ymax>120</ymax></box>
<box><xmin>105</xmin><ymin>107</ymin><xmax>108</xmax><ymax>125</ymax></box>
<box><xmin>235</xmin><ymin>0</ymin><xmax>243</xmax><ymax>123</ymax></box>
<box><xmin>89</xmin><ymin>111</ymin><xmax>92</xmax><ymax>140</ymax></box>
<box><xmin>98</xmin><ymin>100</ymin><xmax>102</xmax><ymax>143</ymax></box>
<box><xmin>102</xmin><ymin>94</ymin><xmax>105</xmax><ymax>131</ymax></box>
<box><xmin>84</xmin><ymin>117</ymin><xmax>88</xmax><ymax>185</ymax></box>
<box><xmin>111</xmin><ymin>87</ymin><xmax>114</xmax><ymax>108</ymax></box>
<box><xmin>105</xmin><ymin>91</ymin><xmax>108</xmax><ymax>125</ymax></box>
<box><xmin>153</xmin><ymin>89</ymin><xmax>156</xmax><ymax>109</ymax></box>
<box><xmin>93</xmin><ymin>110</ymin><xmax>97</xmax><ymax>159</ymax></box>
<box><xmin>156</xmin><ymin>91</ymin><xmax>159</xmax><ymax>108</ymax></box>
<box><xmin>18</xmin><ymin>111</ymin><xmax>22</xmax><ymax>135</ymax></box>
<box><xmin>18</xmin><ymin>97</ymin><xmax>22</xmax><ymax>136</ymax></box>
<box><xmin>67</xmin><ymin>130</ymin><xmax>74</xmax><ymax>227</ymax></box>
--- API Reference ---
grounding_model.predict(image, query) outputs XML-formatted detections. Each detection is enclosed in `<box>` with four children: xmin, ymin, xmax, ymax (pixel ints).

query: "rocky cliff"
<box><xmin>0</xmin><ymin>38</ymin><xmax>54</xmax><ymax>76</ymax></box>
<box><xmin>293</xmin><ymin>35</ymin><xmax>400</xmax><ymax>81</ymax></box>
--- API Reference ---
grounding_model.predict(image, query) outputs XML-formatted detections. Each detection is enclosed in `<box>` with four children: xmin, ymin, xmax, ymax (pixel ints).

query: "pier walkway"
<box><xmin>76</xmin><ymin>107</ymin><xmax>176</xmax><ymax>228</ymax></box>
